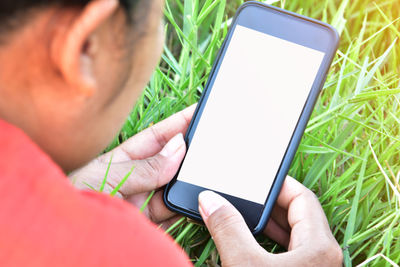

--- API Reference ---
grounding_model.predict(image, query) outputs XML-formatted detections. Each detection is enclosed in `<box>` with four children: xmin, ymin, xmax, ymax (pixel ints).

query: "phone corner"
<box><xmin>252</xmin><ymin>219</ymin><xmax>268</xmax><ymax>236</ymax></box>
<box><xmin>322</xmin><ymin>23</ymin><xmax>341</xmax><ymax>49</ymax></box>
<box><xmin>236</xmin><ymin>1</ymin><xmax>269</xmax><ymax>14</ymax></box>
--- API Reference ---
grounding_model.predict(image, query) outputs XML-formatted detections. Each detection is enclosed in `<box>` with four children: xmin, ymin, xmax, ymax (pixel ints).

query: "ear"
<box><xmin>51</xmin><ymin>0</ymin><xmax>118</xmax><ymax>96</ymax></box>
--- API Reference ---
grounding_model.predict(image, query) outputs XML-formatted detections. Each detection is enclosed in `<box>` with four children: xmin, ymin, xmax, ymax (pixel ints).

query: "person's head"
<box><xmin>0</xmin><ymin>0</ymin><xmax>165</xmax><ymax>171</ymax></box>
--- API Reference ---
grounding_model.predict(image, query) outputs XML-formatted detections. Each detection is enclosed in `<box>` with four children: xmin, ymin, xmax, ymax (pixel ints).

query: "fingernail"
<box><xmin>160</xmin><ymin>133</ymin><xmax>184</xmax><ymax>157</ymax></box>
<box><xmin>198</xmin><ymin>191</ymin><xmax>226</xmax><ymax>219</ymax></box>
<box><xmin>103</xmin><ymin>0</ymin><xmax>119</xmax><ymax>8</ymax></box>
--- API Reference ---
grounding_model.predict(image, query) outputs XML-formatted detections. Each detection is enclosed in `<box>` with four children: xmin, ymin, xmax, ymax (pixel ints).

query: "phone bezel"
<box><xmin>163</xmin><ymin>1</ymin><xmax>339</xmax><ymax>235</ymax></box>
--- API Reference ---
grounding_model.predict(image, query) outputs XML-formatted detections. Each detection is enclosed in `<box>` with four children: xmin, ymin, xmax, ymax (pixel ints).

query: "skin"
<box><xmin>0</xmin><ymin>0</ymin><xmax>164</xmax><ymax>171</ymax></box>
<box><xmin>0</xmin><ymin>0</ymin><xmax>343</xmax><ymax>265</ymax></box>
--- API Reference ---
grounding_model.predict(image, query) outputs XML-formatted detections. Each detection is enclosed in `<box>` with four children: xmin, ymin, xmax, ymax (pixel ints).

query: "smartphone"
<box><xmin>163</xmin><ymin>1</ymin><xmax>339</xmax><ymax>235</ymax></box>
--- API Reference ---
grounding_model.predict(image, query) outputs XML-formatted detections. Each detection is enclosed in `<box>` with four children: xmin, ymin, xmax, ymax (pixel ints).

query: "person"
<box><xmin>0</xmin><ymin>0</ymin><xmax>343</xmax><ymax>266</ymax></box>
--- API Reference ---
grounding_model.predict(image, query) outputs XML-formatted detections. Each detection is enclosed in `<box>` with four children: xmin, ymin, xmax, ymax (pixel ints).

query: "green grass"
<box><xmin>106</xmin><ymin>0</ymin><xmax>400</xmax><ymax>266</ymax></box>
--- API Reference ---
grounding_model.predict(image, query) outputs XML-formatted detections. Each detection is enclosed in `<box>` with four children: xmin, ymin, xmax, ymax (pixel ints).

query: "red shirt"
<box><xmin>0</xmin><ymin>119</ymin><xmax>192</xmax><ymax>267</ymax></box>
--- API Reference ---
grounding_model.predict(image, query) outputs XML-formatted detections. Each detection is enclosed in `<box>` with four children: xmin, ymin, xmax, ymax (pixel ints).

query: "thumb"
<box><xmin>198</xmin><ymin>191</ymin><xmax>263</xmax><ymax>265</ymax></box>
<box><xmin>105</xmin><ymin>133</ymin><xmax>186</xmax><ymax>196</ymax></box>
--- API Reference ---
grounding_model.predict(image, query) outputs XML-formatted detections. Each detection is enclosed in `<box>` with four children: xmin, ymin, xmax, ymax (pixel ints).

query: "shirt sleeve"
<box><xmin>0</xmin><ymin>120</ymin><xmax>192</xmax><ymax>267</ymax></box>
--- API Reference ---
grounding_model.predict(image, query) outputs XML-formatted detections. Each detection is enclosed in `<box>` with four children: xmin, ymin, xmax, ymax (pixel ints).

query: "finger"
<box><xmin>107</xmin><ymin>133</ymin><xmax>186</xmax><ymax>196</ymax></box>
<box><xmin>115</xmin><ymin>104</ymin><xmax>196</xmax><ymax>161</ymax></box>
<box><xmin>277</xmin><ymin>176</ymin><xmax>329</xmax><ymax>227</ymax></box>
<box><xmin>276</xmin><ymin>176</ymin><xmax>311</xmax><ymax>209</ymax></box>
<box><xmin>158</xmin><ymin>215</ymin><xmax>183</xmax><ymax>231</ymax></box>
<box><xmin>125</xmin><ymin>190</ymin><xmax>175</xmax><ymax>223</ymax></box>
<box><xmin>198</xmin><ymin>191</ymin><xmax>265</xmax><ymax>265</ymax></box>
<box><xmin>277</xmin><ymin>176</ymin><xmax>337</xmax><ymax>250</ymax></box>
<box><xmin>270</xmin><ymin>204</ymin><xmax>290</xmax><ymax>232</ymax></box>
<box><xmin>147</xmin><ymin>190</ymin><xmax>176</xmax><ymax>223</ymax></box>
<box><xmin>263</xmin><ymin>218</ymin><xmax>290</xmax><ymax>248</ymax></box>
<box><xmin>263</xmin><ymin>176</ymin><xmax>343</xmax><ymax>266</ymax></box>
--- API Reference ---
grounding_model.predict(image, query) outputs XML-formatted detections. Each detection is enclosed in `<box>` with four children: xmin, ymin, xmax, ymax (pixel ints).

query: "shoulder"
<box><xmin>0</xmin><ymin>119</ymin><xmax>63</xmax><ymax>180</ymax></box>
<box><xmin>0</xmin><ymin>120</ymin><xmax>191</xmax><ymax>267</ymax></box>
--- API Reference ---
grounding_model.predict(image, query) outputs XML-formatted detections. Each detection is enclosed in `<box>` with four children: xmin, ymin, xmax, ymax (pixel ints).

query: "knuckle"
<box><xmin>311</xmin><ymin>240</ymin><xmax>343</xmax><ymax>266</ymax></box>
<box><xmin>330</xmin><ymin>242</ymin><xmax>344</xmax><ymax>265</ymax></box>
<box><xmin>301</xmin><ymin>188</ymin><xmax>323</xmax><ymax>206</ymax></box>
<box><xmin>138</xmin><ymin>157</ymin><xmax>163</xmax><ymax>187</ymax></box>
<box><xmin>304</xmin><ymin>187</ymin><xmax>318</xmax><ymax>200</ymax></box>
<box><xmin>151</xmin><ymin>124</ymin><xmax>168</xmax><ymax>148</ymax></box>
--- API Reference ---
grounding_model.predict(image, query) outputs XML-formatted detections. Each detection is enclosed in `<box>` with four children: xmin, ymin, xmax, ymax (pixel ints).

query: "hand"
<box><xmin>198</xmin><ymin>176</ymin><xmax>343</xmax><ymax>267</ymax></box>
<box><xmin>69</xmin><ymin>105</ymin><xmax>196</xmax><ymax>229</ymax></box>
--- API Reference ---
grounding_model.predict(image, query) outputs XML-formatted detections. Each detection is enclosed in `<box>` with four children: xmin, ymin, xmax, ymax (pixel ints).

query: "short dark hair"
<box><xmin>0</xmin><ymin>0</ymin><xmax>139</xmax><ymax>37</ymax></box>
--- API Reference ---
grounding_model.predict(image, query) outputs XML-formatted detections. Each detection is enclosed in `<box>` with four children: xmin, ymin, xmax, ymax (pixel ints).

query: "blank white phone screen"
<box><xmin>177</xmin><ymin>25</ymin><xmax>325</xmax><ymax>204</ymax></box>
